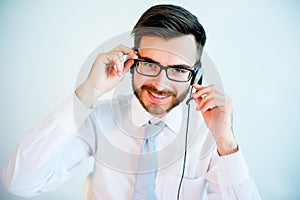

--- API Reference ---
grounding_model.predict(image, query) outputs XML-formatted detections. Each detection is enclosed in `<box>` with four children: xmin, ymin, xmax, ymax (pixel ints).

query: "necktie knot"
<box><xmin>144</xmin><ymin>120</ymin><xmax>166</xmax><ymax>139</ymax></box>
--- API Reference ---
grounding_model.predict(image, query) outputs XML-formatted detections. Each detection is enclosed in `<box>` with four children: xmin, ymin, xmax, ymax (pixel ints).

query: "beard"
<box><xmin>133</xmin><ymin>81</ymin><xmax>189</xmax><ymax>116</ymax></box>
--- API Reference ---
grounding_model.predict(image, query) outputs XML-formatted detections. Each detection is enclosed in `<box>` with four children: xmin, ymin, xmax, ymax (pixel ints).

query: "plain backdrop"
<box><xmin>1</xmin><ymin>0</ymin><xmax>299</xmax><ymax>199</ymax></box>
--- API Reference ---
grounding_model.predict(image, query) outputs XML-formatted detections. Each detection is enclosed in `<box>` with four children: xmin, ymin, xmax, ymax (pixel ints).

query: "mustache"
<box><xmin>141</xmin><ymin>85</ymin><xmax>176</xmax><ymax>97</ymax></box>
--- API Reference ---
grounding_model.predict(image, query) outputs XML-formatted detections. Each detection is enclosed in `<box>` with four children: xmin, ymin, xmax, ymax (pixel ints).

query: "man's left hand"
<box><xmin>191</xmin><ymin>84</ymin><xmax>238</xmax><ymax>156</ymax></box>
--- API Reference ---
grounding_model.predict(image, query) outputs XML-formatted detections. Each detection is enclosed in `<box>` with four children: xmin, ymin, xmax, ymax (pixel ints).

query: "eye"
<box><xmin>143</xmin><ymin>62</ymin><xmax>159</xmax><ymax>70</ymax></box>
<box><xmin>145</xmin><ymin>62</ymin><xmax>156</xmax><ymax>68</ymax></box>
<box><xmin>171</xmin><ymin>68</ymin><xmax>189</xmax><ymax>74</ymax></box>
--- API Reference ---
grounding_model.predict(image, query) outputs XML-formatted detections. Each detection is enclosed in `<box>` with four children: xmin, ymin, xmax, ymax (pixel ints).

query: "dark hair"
<box><xmin>132</xmin><ymin>4</ymin><xmax>206</xmax><ymax>60</ymax></box>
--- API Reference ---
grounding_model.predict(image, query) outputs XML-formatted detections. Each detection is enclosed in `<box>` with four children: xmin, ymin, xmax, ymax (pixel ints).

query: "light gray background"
<box><xmin>1</xmin><ymin>0</ymin><xmax>299</xmax><ymax>199</ymax></box>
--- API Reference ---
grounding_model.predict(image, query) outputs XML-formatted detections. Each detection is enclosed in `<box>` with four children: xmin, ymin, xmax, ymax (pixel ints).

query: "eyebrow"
<box><xmin>138</xmin><ymin>55</ymin><xmax>193</xmax><ymax>69</ymax></box>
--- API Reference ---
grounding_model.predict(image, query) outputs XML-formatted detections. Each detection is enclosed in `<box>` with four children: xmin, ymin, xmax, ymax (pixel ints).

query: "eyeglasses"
<box><xmin>133</xmin><ymin>59</ymin><xmax>196</xmax><ymax>82</ymax></box>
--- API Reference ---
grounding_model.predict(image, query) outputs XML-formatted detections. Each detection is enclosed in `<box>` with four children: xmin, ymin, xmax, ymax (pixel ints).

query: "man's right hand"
<box><xmin>75</xmin><ymin>45</ymin><xmax>137</xmax><ymax>108</ymax></box>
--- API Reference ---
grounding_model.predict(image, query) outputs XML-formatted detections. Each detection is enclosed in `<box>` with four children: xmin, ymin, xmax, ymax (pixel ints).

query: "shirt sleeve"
<box><xmin>206</xmin><ymin>150</ymin><xmax>262</xmax><ymax>200</ymax></box>
<box><xmin>1</xmin><ymin>93</ymin><xmax>93</xmax><ymax>198</ymax></box>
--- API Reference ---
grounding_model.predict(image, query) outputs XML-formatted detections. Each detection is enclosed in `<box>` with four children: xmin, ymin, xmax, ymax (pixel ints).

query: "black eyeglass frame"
<box><xmin>133</xmin><ymin>59</ymin><xmax>199</xmax><ymax>83</ymax></box>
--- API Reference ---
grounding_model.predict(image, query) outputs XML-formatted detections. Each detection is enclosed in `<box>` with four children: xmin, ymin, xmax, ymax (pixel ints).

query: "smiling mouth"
<box><xmin>147</xmin><ymin>90</ymin><xmax>173</xmax><ymax>104</ymax></box>
<box><xmin>140</xmin><ymin>84</ymin><xmax>175</xmax><ymax>103</ymax></box>
<box><xmin>149</xmin><ymin>91</ymin><xmax>168</xmax><ymax>99</ymax></box>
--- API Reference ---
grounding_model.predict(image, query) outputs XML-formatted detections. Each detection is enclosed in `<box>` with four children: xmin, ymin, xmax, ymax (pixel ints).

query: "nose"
<box><xmin>152</xmin><ymin>69</ymin><xmax>170</xmax><ymax>90</ymax></box>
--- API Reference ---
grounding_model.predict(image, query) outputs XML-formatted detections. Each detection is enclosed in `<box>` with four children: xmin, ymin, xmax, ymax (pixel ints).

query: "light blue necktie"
<box><xmin>133</xmin><ymin>120</ymin><xmax>165</xmax><ymax>200</ymax></box>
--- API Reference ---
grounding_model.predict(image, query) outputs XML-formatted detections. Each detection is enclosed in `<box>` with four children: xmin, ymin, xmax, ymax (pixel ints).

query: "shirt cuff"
<box><xmin>72</xmin><ymin>92</ymin><xmax>93</xmax><ymax>129</ymax></box>
<box><xmin>216</xmin><ymin>150</ymin><xmax>249</xmax><ymax>187</ymax></box>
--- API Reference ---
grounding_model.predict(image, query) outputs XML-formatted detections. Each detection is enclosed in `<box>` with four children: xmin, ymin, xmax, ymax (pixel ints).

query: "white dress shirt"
<box><xmin>1</xmin><ymin>93</ymin><xmax>261</xmax><ymax>199</ymax></box>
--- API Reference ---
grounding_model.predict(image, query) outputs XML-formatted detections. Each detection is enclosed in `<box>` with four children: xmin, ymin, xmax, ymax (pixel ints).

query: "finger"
<box><xmin>196</xmin><ymin>93</ymin><xmax>213</xmax><ymax>110</ymax></box>
<box><xmin>108</xmin><ymin>50</ymin><xmax>137</xmax><ymax>76</ymax></box>
<box><xmin>192</xmin><ymin>84</ymin><xmax>225</xmax><ymax>100</ymax></box>
<box><xmin>113</xmin><ymin>56</ymin><xmax>125</xmax><ymax>76</ymax></box>
<box><xmin>197</xmin><ymin>91</ymin><xmax>228</xmax><ymax>110</ymax></box>
<box><xmin>111</xmin><ymin>45</ymin><xmax>138</xmax><ymax>59</ymax></box>
<box><xmin>191</xmin><ymin>86</ymin><xmax>211</xmax><ymax>99</ymax></box>
<box><xmin>198</xmin><ymin>94</ymin><xmax>226</xmax><ymax>112</ymax></box>
<box><xmin>192</xmin><ymin>83</ymin><xmax>204</xmax><ymax>90</ymax></box>
<box><xmin>115</xmin><ymin>55</ymin><xmax>136</xmax><ymax>76</ymax></box>
<box><xmin>197</xmin><ymin>95</ymin><xmax>218</xmax><ymax>112</ymax></box>
<box><xmin>105</xmin><ymin>52</ymin><xmax>125</xmax><ymax>76</ymax></box>
<box><xmin>124</xmin><ymin>59</ymin><xmax>134</xmax><ymax>73</ymax></box>
<box><xmin>117</xmin><ymin>54</ymin><xmax>137</xmax><ymax>75</ymax></box>
<box><xmin>127</xmin><ymin>49</ymin><xmax>138</xmax><ymax>59</ymax></box>
<box><xmin>198</xmin><ymin>98</ymin><xmax>216</xmax><ymax>112</ymax></box>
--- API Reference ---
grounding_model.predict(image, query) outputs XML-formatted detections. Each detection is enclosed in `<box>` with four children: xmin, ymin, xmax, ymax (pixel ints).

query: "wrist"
<box><xmin>216</xmin><ymin>131</ymin><xmax>238</xmax><ymax>156</ymax></box>
<box><xmin>75</xmin><ymin>83</ymin><xmax>99</xmax><ymax>108</ymax></box>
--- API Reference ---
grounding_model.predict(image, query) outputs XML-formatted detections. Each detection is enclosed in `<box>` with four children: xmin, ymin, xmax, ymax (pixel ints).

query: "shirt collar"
<box><xmin>130</xmin><ymin>95</ymin><xmax>182</xmax><ymax>133</ymax></box>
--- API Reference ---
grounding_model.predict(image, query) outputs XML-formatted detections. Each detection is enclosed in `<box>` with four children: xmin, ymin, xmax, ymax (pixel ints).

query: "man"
<box><xmin>2</xmin><ymin>4</ymin><xmax>261</xmax><ymax>199</ymax></box>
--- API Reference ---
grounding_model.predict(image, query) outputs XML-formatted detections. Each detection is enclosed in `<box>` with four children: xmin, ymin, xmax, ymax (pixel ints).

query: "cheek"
<box><xmin>175</xmin><ymin>83</ymin><xmax>190</xmax><ymax>96</ymax></box>
<box><xmin>133</xmin><ymin>73</ymin><xmax>147</xmax><ymax>89</ymax></box>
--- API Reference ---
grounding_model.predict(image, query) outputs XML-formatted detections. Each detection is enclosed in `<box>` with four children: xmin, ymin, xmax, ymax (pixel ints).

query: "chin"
<box><xmin>147</xmin><ymin>104</ymin><xmax>171</xmax><ymax>116</ymax></box>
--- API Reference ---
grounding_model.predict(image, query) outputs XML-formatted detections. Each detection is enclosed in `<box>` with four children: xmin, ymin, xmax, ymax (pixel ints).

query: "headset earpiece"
<box><xmin>190</xmin><ymin>62</ymin><xmax>203</xmax><ymax>85</ymax></box>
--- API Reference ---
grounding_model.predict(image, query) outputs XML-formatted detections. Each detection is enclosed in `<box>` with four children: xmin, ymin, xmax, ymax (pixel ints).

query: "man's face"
<box><xmin>133</xmin><ymin>35</ymin><xmax>198</xmax><ymax>117</ymax></box>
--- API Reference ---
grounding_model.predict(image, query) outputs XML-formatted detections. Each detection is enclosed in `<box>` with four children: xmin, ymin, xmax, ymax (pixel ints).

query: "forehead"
<box><xmin>138</xmin><ymin>35</ymin><xmax>198</xmax><ymax>66</ymax></box>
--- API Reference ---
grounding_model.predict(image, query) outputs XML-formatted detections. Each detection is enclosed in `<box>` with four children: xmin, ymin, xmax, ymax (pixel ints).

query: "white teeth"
<box><xmin>150</xmin><ymin>92</ymin><xmax>166</xmax><ymax>99</ymax></box>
